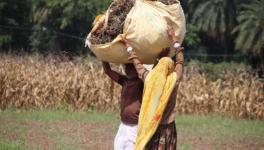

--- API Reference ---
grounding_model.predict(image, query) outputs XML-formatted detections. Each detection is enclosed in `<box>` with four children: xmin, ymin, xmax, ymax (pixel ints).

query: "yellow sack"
<box><xmin>86</xmin><ymin>0</ymin><xmax>186</xmax><ymax>64</ymax></box>
<box><xmin>135</xmin><ymin>57</ymin><xmax>178</xmax><ymax>150</ymax></box>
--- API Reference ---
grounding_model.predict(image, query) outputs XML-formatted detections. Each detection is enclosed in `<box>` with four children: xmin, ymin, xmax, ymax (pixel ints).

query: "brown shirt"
<box><xmin>119</xmin><ymin>76</ymin><xmax>143</xmax><ymax>124</ymax></box>
<box><xmin>102</xmin><ymin>62</ymin><xmax>143</xmax><ymax>125</ymax></box>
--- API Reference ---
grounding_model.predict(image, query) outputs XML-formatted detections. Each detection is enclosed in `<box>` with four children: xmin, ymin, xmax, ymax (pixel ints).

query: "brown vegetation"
<box><xmin>0</xmin><ymin>55</ymin><xmax>263</xmax><ymax>119</ymax></box>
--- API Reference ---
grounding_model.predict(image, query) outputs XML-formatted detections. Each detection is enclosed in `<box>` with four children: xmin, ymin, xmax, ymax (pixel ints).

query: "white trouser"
<box><xmin>114</xmin><ymin>122</ymin><xmax>138</xmax><ymax>150</ymax></box>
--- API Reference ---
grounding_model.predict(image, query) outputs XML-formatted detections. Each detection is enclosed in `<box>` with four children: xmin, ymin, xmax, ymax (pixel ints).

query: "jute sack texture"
<box><xmin>86</xmin><ymin>0</ymin><xmax>186</xmax><ymax>64</ymax></box>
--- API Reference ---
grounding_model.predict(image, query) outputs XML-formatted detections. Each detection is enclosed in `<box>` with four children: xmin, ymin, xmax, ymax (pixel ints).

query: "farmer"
<box><xmin>124</xmin><ymin>26</ymin><xmax>184</xmax><ymax>150</ymax></box>
<box><xmin>102</xmin><ymin>47</ymin><xmax>169</xmax><ymax>150</ymax></box>
<box><xmin>102</xmin><ymin>62</ymin><xmax>142</xmax><ymax>150</ymax></box>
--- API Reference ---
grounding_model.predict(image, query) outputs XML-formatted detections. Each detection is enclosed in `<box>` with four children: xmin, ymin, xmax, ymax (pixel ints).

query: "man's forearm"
<box><xmin>102</xmin><ymin>62</ymin><xmax>124</xmax><ymax>84</ymax></box>
<box><xmin>174</xmin><ymin>49</ymin><xmax>184</xmax><ymax>81</ymax></box>
<box><xmin>102</xmin><ymin>62</ymin><xmax>112</xmax><ymax>74</ymax></box>
<box><xmin>128</xmin><ymin>51</ymin><xmax>149</xmax><ymax>80</ymax></box>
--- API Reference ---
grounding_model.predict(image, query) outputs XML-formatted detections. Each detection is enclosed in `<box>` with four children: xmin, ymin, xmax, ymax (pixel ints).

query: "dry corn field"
<box><xmin>0</xmin><ymin>54</ymin><xmax>263</xmax><ymax>119</ymax></box>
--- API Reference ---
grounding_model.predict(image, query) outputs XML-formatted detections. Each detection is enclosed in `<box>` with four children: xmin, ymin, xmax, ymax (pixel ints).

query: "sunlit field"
<box><xmin>0</xmin><ymin>110</ymin><xmax>264</xmax><ymax>150</ymax></box>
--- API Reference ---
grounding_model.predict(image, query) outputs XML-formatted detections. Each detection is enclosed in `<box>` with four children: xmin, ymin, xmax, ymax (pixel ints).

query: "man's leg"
<box><xmin>123</xmin><ymin>124</ymin><xmax>138</xmax><ymax>150</ymax></box>
<box><xmin>114</xmin><ymin>123</ymin><xmax>125</xmax><ymax>150</ymax></box>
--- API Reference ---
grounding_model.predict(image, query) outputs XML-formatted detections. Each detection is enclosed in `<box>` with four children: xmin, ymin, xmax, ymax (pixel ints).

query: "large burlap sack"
<box><xmin>86</xmin><ymin>0</ymin><xmax>186</xmax><ymax>64</ymax></box>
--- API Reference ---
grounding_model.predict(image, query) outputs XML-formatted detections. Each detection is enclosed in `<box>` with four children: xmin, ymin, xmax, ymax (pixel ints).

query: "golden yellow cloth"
<box><xmin>135</xmin><ymin>57</ymin><xmax>177</xmax><ymax>150</ymax></box>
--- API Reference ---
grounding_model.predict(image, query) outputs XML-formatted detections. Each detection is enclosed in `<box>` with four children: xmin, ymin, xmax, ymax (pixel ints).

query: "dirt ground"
<box><xmin>1</xmin><ymin>119</ymin><xmax>263</xmax><ymax>150</ymax></box>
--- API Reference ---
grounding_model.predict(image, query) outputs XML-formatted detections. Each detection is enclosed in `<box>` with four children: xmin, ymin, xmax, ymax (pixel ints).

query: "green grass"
<box><xmin>0</xmin><ymin>109</ymin><xmax>119</xmax><ymax>122</ymax></box>
<box><xmin>176</xmin><ymin>114</ymin><xmax>264</xmax><ymax>139</ymax></box>
<box><xmin>0</xmin><ymin>139</ymin><xmax>28</xmax><ymax>150</ymax></box>
<box><xmin>178</xmin><ymin>143</ymin><xmax>194</xmax><ymax>150</ymax></box>
<box><xmin>0</xmin><ymin>110</ymin><xmax>263</xmax><ymax>150</ymax></box>
<box><xmin>0</xmin><ymin>110</ymin><xmax>120</xmax><ymax>150</ymax></box>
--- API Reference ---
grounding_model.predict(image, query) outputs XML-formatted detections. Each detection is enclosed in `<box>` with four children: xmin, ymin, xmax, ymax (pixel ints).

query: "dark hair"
<box><xmin>124</xmin><ymin>63</ymin><xmax>134</xmax><ymax>67</ymax></box>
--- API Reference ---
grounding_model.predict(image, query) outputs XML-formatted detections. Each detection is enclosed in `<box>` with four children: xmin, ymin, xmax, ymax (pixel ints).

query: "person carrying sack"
<box><xmin>123</xmin><ymin>25</ymin><xmax>184</xmax><ymax>150</ymax></box>
<box><xmin>102</xmin><ymin>43</ymin><xmax>172</xmax><ymax>150</ymax></box>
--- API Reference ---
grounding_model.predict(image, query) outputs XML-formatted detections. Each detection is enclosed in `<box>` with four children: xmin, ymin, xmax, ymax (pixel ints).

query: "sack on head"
<box><xmin>86</xmin><ymin>0</ymin><xmax>186</xmax><ymax>64</ymax></box>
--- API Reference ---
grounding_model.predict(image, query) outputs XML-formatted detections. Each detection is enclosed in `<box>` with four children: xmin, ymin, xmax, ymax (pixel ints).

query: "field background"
<box><xmin>1</xmin><ymin>0</ymin><xmax>264</xmax><ymax>149</ymax></box>
<box><xmin>1</xmin><ymin>110</ymin><xmax>264</xmax><ymax>150</ymax></box>
<box><xmin>0</xmin><ymin>55</ymin><xmax>264</xmax><ymax>150</ymax></box>
<box><xmin>1</xmin><ymin>55</ymin><xmax>263</xmax><ymax>119</ymax></box>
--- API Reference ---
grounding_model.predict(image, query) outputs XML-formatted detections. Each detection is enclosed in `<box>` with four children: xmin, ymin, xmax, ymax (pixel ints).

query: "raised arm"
<box><xmin>124</xmin><ymin>42</ymin><xmax>170</xmax><ymax>80</ymax></box>
<box><xmin>167</xmin><ymin>26</ymin><xmax>184</xmax><ymax>82</ymax></box>
<box><xmin>127</xmin><ymin>50</ymin><xmax>149</xmax><ymax>81</ymax></box>
<box><xmin>102</xmin><ymin>61</ymin><xmax>125</xmax><ymax>85</ymax></box>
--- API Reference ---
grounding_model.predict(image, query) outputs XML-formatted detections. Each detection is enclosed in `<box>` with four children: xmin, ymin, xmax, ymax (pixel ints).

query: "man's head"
<box><xmin>124</xmin><ymin>63</ymin><xmax>138</xmax><ymax>78</ymax></box>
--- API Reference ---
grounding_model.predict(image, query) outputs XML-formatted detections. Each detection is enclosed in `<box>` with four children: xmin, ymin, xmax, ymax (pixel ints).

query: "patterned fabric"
<box><xmin>145</xmin><ymin>122</ymin><xmax>177</xmax><ymax>150</ymax></box>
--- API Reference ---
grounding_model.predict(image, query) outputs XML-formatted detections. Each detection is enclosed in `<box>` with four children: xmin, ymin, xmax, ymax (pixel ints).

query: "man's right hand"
<box><xmin>167</xmin><ymin>25</ymin><xmax>177</xmax><ymax>46</ymax></box>
<box><xmin>167</xmin><ymin>25</ymin><xmax>184</xmax><ymax>54</ymax></box>
<box><xmin>120</xmin><ymin>38</ymin><xmax>134</xmax><ymax>55</ymax></box>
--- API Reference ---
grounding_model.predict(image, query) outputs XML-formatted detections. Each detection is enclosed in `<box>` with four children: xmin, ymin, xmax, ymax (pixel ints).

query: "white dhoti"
<box><xmin>114</xmin><ymin>122</ymin><xmax>138</xmax><ymax>150</ymax></box>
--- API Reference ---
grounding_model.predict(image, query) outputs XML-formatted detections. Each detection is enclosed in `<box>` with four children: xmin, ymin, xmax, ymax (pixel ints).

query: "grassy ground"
<box><xmin>0</xmin><ymin>110</ymin><xmax>264</xmax><ymax>150</ymax></box>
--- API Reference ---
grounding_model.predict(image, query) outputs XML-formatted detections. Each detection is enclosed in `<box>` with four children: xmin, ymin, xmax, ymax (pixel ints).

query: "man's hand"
<box><xmin>127</xmin><ymin>46</ymin><xmax>133</xmax><ymax>54</ymax></box>
<box><xmin>121</xmin><ymin>37</ymin><xmax>134</xmax><ymax>54</ymax></box>
<box><xmin>167</xmin><ymin>25</ymin><xmax>177</xmax><ymax>45</ymax></box>
<box><xmin>167</xmin><ymin>25</ymin><xmax>184</xmax><ymax>54</ymax></box>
